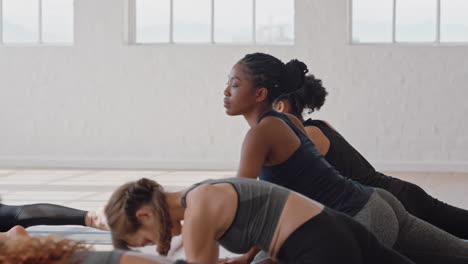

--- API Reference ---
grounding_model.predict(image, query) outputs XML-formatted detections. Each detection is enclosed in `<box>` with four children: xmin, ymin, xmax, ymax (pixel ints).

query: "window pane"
<box><xmin>441</xmin><ymin>0</ymin><xmax>468</xmax><ymax>42</ymax></box>
<box><xmin>173</xmin><ymin>0</ymin><xmax>211</xmax><ymax>43</ymax></box>
<box><xmin>136</xmin><ymin>0</ymin><xmax>170</xmax><ymax>43</ymax></box>
<box><xmin>396</xmin><ymin>0</ymin><xmax>437</xmax><ymax>42</ymax></box>
<box><xmin>3</xmin><ymin>0</ymin><xmax>39</xmax><ymax>43</ymax></box>
<box><xmin>352</xmin><ymin>0</ymin><xmax>393</xmax><ymax>43</ymax></box>
<box><xmin>214</xmin><ymin>0</ymin><xmax>252</xmax><ymax>43</ymax></box>
<box><xmin>42</xmin><ymin>0</ymin><xmax>74</xmax><ymax>43</ymax></box>
<box><xmin>256</xmin><ymin>0</ymin><xmax>294</xmax><ymax>44</ymax></box>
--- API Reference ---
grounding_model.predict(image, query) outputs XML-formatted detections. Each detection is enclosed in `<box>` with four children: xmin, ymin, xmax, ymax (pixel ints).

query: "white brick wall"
<box><xmin>0</xmin><ymin>0</ymin><xmax>467</xmax><ymax>172</ymax></box>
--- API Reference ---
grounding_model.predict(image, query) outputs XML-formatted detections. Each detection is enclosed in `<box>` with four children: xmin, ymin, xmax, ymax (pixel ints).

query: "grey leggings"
<box><xmin>353</xmin><ymin>188</ymin><xmax>468</xmax><ymax>263</ymax></box>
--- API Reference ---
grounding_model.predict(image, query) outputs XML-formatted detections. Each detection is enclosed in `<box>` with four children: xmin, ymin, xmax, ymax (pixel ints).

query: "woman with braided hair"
<box><xmin>273</xmin><ymin>73</ymin><xmax>468</xmax><ymax>239</ymax></box>
<box><xmin>222</xmin><ymin>52</ymin><xmax>468</xmax><ymax>264</ymax></box>
<box><xmin>104</xmin><ymin>177</ymin><xmax>414</xmax><ymax>264</ymax></box>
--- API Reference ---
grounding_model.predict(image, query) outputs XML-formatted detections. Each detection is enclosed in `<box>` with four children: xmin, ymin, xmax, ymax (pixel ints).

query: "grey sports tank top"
<box><xmin>181</xmin><ymin>177</ymin><xmax>290</xmax><ymax>254</ymax></box>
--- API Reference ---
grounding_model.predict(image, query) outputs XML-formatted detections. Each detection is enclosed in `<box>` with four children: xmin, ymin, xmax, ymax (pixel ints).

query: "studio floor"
<box><xmin>1</xmin><ymin>168</ymin><xmax>467</xmax><ymax>258</ymax></box>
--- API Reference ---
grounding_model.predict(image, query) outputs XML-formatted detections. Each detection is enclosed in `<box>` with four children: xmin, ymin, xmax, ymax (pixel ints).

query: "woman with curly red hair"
<box><xmin>0</xmin><ymin>225</ymin><xmax>187</xmax><ymax>264</ymax></box>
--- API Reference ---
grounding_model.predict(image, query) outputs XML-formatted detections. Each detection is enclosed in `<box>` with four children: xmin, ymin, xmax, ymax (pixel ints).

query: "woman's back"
<box><xmin>182</xmin><ymin>178</ymin><xmax>289</xmax><ymax>254</ymax></box>
<box><xmin>181</xmin><ymin>177</ymin><xmax>322</xmax><ymax>256</ymax></box>
<box><xmin>258</xmin><ymin>111</ymin><xmax>373</xmax><ymax>216</ymax></box>
<box><xmin>303</xmin><ymin>119</ymin><xmax>405</xmax><ymax>194</ymax></box>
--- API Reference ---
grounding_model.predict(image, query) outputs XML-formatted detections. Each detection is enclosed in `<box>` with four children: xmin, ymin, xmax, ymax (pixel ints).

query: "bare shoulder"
<box><xmin>184</xmin><ymin>184</ymin><xmax>234</xmax><ymax>214</ymax></box>
<box><xmin>186</xmin><ymin>184</ymin><xmax>223</xmax><ymax>205</ymax></box>
<box><xmin>256</xmin><ymin>114</ymin><xmax>282</xmax><ymax>127</ymax></box>
<box><xmin>183</xmin><ymin>183</ymin><xmax>237</xmax><ymax>239</ymax></box>
<box><xmin>284</xmin><ymin>113</ymin><xmax>303</xmax><ymax>126</ymax></box>
<box><xmin>283</xmin><ymin>113</ymin><xmax>307</xmax><ymax>133</ymax></box>
<box><xmin>303</xmin><ymin>125</ymin><xmax>330</xmax><ymax>155</ymax></box>
<box><xmin>245</xmin><ymin>119</ymin><xmax>278</xmax><ymax>142</ymax></box>
<box><xmin>304</xmin><ymin>125</ymin><xmax>325</xmax><ymax>135</ymax></box>
<box><xmin>304</xmin><ymin>125</ymin><xmax>330</xmax><ymax>141</ymax></box>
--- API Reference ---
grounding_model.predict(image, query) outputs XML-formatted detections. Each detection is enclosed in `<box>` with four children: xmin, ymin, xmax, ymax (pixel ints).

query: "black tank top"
<box><xmin>303</xmin><ymin>119</ymin><xmax>405</xmax><ymax>194</ymax></box>
<box><xmin>259</xmin><ymin>111</ymin><xmax>372</xmax><ymax>216</ymax></box>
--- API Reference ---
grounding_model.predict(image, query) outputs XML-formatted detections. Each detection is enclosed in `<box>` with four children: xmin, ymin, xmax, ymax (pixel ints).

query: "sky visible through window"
<box><xmin>353</xmin><ymin>0</ymin><xmax>468</xmax><ymax>43</ymax></box>
<box><xmin>214</xmin><ymin>0</ymin><xmax>252</xmax><ymax>43</ymax></box>
<box><xmin>1</xmin><ymin>0</ymin><xmax>74</xmax><ymax>44</ymax></box>
<box><xmin>134</xmin><ymin>0</ymin><xmax>294</xmax><ymax>44</ymax></box>
<box><xmin>136</xmin><ymin>0</ymin><xmax>170</xmax><ymax>43</ymax></box>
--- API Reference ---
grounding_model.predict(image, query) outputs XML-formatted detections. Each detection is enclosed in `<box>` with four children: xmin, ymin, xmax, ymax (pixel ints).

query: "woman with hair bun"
<box><xmin>273</xmin><ymin>73</ymin><xmax>468</xmax><ymax>239</ymax></box>
<box><xmin>104</xmin><ymin>177</ymin><xmax>413</xmax><ymax>264</ymax></box>
<box><xmin>223</xmin><ymin>52</ymin><xmax>468</xmax><ymax>264</ymax></box>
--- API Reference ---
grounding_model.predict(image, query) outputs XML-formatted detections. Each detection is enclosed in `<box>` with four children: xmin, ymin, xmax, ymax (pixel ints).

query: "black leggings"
<box><xmin>277</xmin><ymin>207</ymin><xmax>414</xmax><ymax>264</ymax></box>
<box><xmin>390</xmin><ymin>180</ymin><xmax>468</xmax><ymax>239</ymax></box>
<box><xmin>0</xmin><ymin>203</ymin><xmax>87</xmax><ymax>232</ymax></box>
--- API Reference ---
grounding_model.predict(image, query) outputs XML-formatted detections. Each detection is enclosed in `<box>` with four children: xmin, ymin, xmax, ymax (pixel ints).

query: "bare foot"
<box><xmin>86</xmin><ymin>205</ymin><xmax>109</xmax><ymax>231</ymax></box>
<box><xmin>7</xmin><ymin>225</ymin><xmax>28</xmax><ymax>239</ymax></box>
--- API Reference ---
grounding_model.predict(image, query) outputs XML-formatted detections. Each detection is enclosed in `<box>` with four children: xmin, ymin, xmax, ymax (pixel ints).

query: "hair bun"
<box><xmin>284</xmin><ymin>59</ymin><xmax>309</xmax><ymax>92</ymax></box>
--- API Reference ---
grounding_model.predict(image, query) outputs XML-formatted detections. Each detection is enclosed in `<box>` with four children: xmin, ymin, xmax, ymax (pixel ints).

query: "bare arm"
<box><xmin>236</xmin><ymin>127</ymin><xmax>270</xmax><ymax>179</ymax></box>
<box><xmin>182</xmin><ymin>188</ymin><xmax>223</xmax><ymax>264</ymax></box>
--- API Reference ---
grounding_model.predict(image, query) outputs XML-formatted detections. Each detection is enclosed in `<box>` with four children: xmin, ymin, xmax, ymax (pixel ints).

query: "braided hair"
<box><xmin>105</xmin><ymin>178</ymin><xmax>173</xmax><ymax>255</ymax></box>
<box><xmin>237</xmin><ymin>52</ymin><xmax>309</xmax><ymax>104</ymax></box>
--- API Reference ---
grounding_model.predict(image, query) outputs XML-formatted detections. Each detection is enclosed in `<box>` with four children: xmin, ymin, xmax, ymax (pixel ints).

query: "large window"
<box><xmin>351</xmin><ymin>0</ymin><xmax>468</xmax><ymax>44</ymax></box>
<box><xmin>0</xmin><ymin>0</ymin><xmax>74</xmax><ymax>45</ymax></box>
<box><xmin>129</xmin><ymin>0</ymin><xmax>294</xmax><ymax>45</ymax></box>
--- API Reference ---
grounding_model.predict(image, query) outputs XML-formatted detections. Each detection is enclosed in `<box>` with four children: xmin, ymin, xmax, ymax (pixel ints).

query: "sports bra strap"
<box><xmin>180</xmin><ymin>181</ymin><xmax>207</xmax><ymax>208</ymax></box>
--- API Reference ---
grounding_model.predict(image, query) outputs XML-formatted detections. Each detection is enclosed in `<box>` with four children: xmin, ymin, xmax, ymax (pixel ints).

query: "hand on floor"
<box><xmin>168</xmin><ymin>235</ymin><xmax>184</xmax><ymax>257</ymax></box>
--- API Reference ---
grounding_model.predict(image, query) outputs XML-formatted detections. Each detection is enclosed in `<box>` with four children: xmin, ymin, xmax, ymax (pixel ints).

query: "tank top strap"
<box><xmin>258</xmin><ymin>111</ymin><xmax>307</xmax><ymax>142</ymax></box>
<box><xmin>257</xmin><ymin>110</ymin><xmax>281</xmax><ymax>123</ymax></box>
<box><xmin>303</xmin><ymin>119</ymin><xmax>325</xmax><ymax>127</ymax></box>
<box><xmin>180</xmin><ymin>180</ymin><xmax>212</xmax><ymax>208</ymax></box>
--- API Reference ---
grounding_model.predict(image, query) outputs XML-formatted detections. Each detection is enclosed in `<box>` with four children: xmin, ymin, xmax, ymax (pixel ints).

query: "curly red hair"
<box><xmin>0</xmin><ymin>235</ymin><xmax>90</xmax><ymax>264</ymax></box>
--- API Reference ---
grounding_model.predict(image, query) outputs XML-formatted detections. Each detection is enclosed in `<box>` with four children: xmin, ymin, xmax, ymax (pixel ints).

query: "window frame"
<box><xmin>0</xmin><ymin>0</ymin><xmax>3</xmax><ymax>44</ymax></box>
<box><xmin>0</xmin><ymin>0</ymin><xmax>74</xmax><ymax>46</ymax></box>
<box><xmin>349</xmin><ymin>0</ymin><xmax>468</xmax><ymax>45</ymax></box>
<box><xmin>126</xmin><ymin>0</ymin><xmax>295</xmax><ymax>45</ymax></box>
